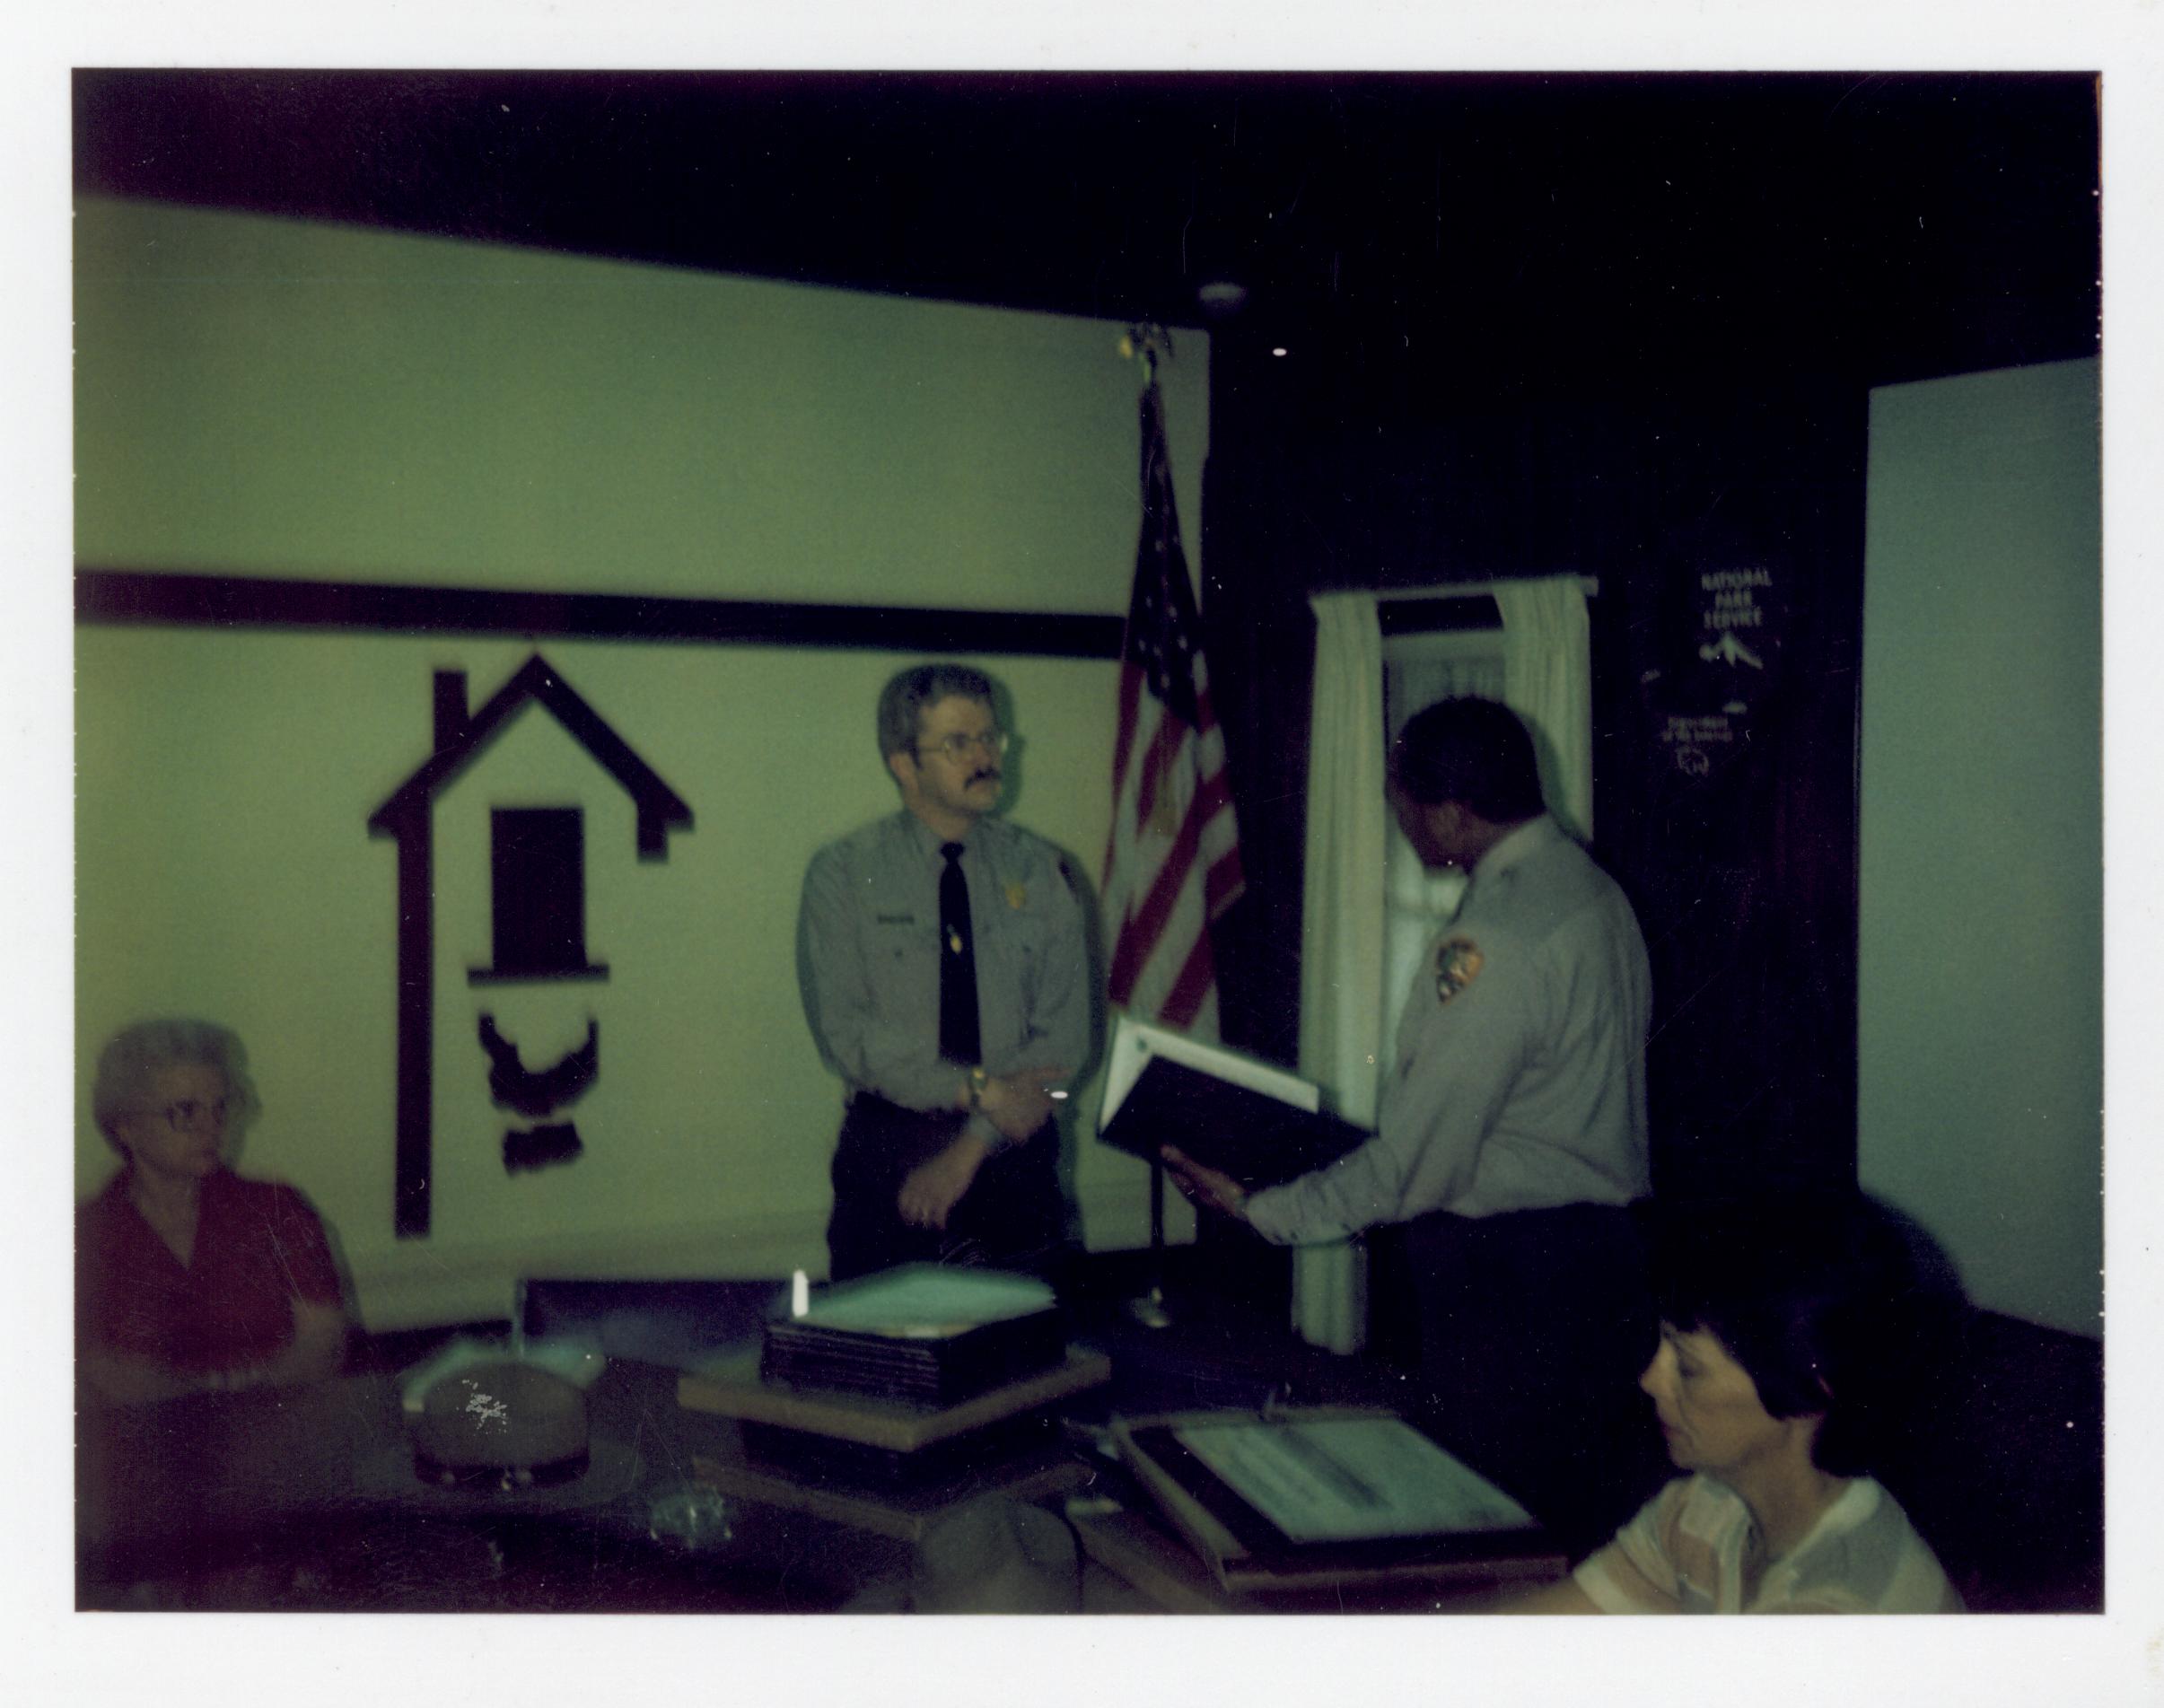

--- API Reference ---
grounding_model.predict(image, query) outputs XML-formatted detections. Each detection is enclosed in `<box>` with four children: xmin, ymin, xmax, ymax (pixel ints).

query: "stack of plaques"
<box><xmin>760</xmin><ymin>1265</ymin><xmax>1065</xmax><ymax>1408</ymax></box>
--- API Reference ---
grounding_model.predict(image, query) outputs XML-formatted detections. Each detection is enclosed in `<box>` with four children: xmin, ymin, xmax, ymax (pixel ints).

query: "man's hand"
<box><xmin>976</xmin><ymin>1065</ymin><xmax>1068</xmax><ymax>1144</ymax></box>
<box><xmin>898</xmin><ymin>1132</ymin><xmax>992</xmax><ymax>1230</ymax></box>
<box><xmin>1161</xmin><ymin>1144</ymin><xmax>1250</xmax><ymax>1222</ymax></box>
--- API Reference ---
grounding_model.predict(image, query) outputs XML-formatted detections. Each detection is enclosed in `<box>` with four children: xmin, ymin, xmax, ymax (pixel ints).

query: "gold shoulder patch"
<box><xmin>1004</xmin><ymin>882</ymin><xmax>1029</xmax><ymax>910</ymax></box>
<box><xmin>1435</xmin><ymin>937</ymin><xmax>1485</xmax><ymax>1003</ymax></box>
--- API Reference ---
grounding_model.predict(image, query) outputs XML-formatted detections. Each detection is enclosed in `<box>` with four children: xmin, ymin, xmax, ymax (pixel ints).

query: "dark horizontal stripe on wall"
<box><xmin>75</xmin><ymin>569</ymin><xmax>1128</xmax><ymax>661</ymax></box>
<box><xmin>1376</xmin><ymin>595</ymin><xmax>1503</xmax><ymax>635</ymax></box>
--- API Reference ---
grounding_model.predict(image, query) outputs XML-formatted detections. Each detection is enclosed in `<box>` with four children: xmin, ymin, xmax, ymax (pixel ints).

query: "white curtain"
<box><xmin>1292</xmin><ymin>592</ymin><xmax>1387</xmax><ymax>1353</ymax></box>
<box><xmin>1290</xmin><ymin>575</ymin><xmax>1594</xmax><ymax>1354</ymax></box>
<box><xmin>1494</xmin><ymin>575</ymin><xmax>1594</xmax><ymax>840</ymax></box>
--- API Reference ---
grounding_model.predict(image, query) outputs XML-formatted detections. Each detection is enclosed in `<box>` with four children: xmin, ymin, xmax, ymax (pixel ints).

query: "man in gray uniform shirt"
<box><xmin>1165</xmin><ymin>696</ymin><xmax>1666</xmax><ymax>1544</ymax></box>
<box><xmin>798</xmin><ymin>663</ymin><xmax>1087</xmax><ymax>1281</ymax></box>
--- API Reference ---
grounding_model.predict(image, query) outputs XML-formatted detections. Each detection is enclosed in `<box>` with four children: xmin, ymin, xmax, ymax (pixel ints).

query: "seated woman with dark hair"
<box><xmin>1511</xmin><ymin>1196</ymin><xmax>1961</xmax><ymax>1613</ymax></box>
<box><xmin>78</xmin><ymin>1019</ymin><xmax>348</xmax><ymax>1405</ymax></box>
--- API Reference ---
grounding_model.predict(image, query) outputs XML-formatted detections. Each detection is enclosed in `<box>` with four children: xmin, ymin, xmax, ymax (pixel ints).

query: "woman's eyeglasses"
<box><xmin>131</xmin><ymin>1099</ymin><xmax>230</xmax><ymax>1133</ymax></box>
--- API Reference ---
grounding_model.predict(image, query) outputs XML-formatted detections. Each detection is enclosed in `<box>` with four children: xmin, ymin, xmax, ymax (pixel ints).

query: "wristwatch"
<box><xmin>967</xmin><ymin>1066</ymin><xmax>990</xmax><ymax>1111</ymax></box>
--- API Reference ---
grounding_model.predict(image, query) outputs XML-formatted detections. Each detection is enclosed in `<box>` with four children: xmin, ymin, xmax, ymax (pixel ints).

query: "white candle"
<box><xmin>791</xmin><ymin>1268</ymin><xmax>810</xmax><ymax>1318</ymax></box>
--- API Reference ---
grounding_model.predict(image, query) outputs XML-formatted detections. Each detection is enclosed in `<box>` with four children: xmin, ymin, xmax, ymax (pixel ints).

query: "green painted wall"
<box><xmin>1858</xmin><ymin>357</ymin><xmax>2100</xmax><ymax>1336</ymax></box>
<box><xmin>74</xmin><ymin>197</ymin><xmax>1208</xmax><ymax>1326</ymax></box>
<box><xmin>75</xmin><ymin>197</ymin><xmax>1208</xmax><ymax>603</ymax></box>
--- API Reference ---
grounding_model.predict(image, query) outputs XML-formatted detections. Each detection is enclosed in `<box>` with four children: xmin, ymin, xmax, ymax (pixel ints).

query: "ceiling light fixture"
<box><xmin>1196</xmin><ymin>280</ymin><xmax>1249</xmax><ymax>318</ymax></box>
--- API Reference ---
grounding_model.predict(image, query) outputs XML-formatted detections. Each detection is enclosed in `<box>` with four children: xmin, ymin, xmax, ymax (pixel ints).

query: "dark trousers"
<box><xmin>1385</xmin><ymin>1201</ymin><xmax>1672</xmax><ymax>1554</ymax></box>
<box><xmin>826</xmin><ymin>1095</ymin><xmax>1070</xmax><ymax>1283</ymax></box>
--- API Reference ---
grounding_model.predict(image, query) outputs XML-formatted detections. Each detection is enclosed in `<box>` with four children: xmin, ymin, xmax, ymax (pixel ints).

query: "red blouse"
<box><xmin>76</xmin><ymin>1168</ymin><xmax>343</xmax><ymax>1375</ymax></box>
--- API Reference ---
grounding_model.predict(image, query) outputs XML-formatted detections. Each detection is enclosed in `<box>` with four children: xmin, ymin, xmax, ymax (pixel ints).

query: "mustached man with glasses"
<box><xmin>797</xmin><ymin>663</ymin><xmax>1088</xmax><ymax>1281</ymax></box>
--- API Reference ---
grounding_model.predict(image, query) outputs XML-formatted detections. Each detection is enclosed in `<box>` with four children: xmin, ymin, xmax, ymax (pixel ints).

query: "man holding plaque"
<box><xmin>798</xmin><ymin>663</ymin><xmax>1085</xmax><ymax>1281</ymax></box>
<box><xmin>1163</xmin><ymin>696</ymin><xmax>1664</xmax><ymax>1543</ymax></box>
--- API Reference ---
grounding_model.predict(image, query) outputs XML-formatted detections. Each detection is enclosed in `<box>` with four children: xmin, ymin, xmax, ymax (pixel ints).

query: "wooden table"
<box><xmin>74</xmin><ymin>1359</ymin><xmax>1022</xmax><ymax>1610</ymax></box>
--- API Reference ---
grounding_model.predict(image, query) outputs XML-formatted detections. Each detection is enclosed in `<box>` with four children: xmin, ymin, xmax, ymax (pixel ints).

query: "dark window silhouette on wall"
<box><xmin>477</xmin><ymin>808</ymin><xmax>608</xmax><ymax>983</ymax></box>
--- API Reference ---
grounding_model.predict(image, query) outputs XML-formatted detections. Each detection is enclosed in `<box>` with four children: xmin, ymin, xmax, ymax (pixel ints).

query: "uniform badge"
<box><xmin>1005</xmin><ymin>882</ymin><xmax>1028</xmax><ymax>910</ymax></box>
<box><xmin>1435</xmin><ymin>937</ymin><xmax>1485</xmax><ymax>1003</ymax></box>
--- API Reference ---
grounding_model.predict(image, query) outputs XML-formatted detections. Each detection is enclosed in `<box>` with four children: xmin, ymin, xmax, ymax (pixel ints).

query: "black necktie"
<box><xmin>939</xmin><ymin>842</ymin><xmax>981</xmax><ymax>1064</ymax></box>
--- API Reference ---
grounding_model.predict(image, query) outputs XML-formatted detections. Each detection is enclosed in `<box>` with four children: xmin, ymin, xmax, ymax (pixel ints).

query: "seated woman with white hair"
<box><xmin>78</xmin><ymin>1019</ymin><xmax>348</xmax><ymax>1405</ymax></box>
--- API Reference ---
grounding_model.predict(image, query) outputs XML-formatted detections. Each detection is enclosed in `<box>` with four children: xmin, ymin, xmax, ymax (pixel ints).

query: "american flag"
<box><xmin>1102</xmin><ymin>381</ymin><xmax>1245</xmax><ymax>1037</ymax></box>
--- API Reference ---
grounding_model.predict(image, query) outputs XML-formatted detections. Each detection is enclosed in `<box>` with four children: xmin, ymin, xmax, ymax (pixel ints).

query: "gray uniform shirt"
<box><xmin>798</xmin><ymin>810</ymin><xmax>1091</xmax><ymax>1147</ymax></box>
<box><xmin>1247</xmin><ymin>815</ymin><xmax>1651</xmax><ymax>1244</ymax></box>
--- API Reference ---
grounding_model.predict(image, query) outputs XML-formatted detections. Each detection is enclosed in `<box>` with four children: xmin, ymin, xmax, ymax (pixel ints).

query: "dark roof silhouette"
<box><xmin>369</xmin><ymin>653</ymin><xmax>693</xmax><ymax>855</ymax></box>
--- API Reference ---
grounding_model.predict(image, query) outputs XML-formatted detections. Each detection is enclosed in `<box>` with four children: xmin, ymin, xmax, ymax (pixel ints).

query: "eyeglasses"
<box><xmin>128</xmin><ymin>1098</ymin><xmax>230</xmax><ymax>1133</ymax></box>
<box><xmin>914</xmin><ymin>731</ymin><xmax>1010</xmax><ymax>762</ymax></box>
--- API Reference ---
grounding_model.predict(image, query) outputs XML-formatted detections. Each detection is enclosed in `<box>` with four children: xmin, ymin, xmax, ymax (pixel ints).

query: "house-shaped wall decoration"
<box><xmin>369</xmin><ymin>653</ymin><xmax>693</xmax><ymax>1237</ymax></box>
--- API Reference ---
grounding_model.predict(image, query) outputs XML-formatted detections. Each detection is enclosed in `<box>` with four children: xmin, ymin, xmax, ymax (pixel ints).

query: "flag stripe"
<box><xmin>1160</xmin><ymin>933</ymin><xmax>1220</xmax><ymax>1029</ymax></box>
<box><xmin>1121</xmin><ymin>777</ymin><xmax>1213</xmax><ymax>975</ymax></box>
<box><xmin>1117</xmin><ymin>857</ymin><xmax>1207</xmax><ymax>1020</ymax></box>
<box><xmin>1108</xmin><ymin>661</ymin><xmax>1144</xmax><ymax>798</ymax></box>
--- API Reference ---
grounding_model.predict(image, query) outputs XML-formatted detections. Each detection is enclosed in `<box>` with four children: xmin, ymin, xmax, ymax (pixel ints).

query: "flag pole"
<box><xmin>1105</xmin><ymin>321</ymin><xmax>1241</xmax><ymax>1331</ymax></box>
<box><xmin>1126</xmin><ymin>1157</ymin><xmax>1173</xmax><ymax>1329</ymax></box>
<box><xmin>1121</xmin><ymin>322</ymin><xmax>1175</xmax><ymax>1332</ymax></box>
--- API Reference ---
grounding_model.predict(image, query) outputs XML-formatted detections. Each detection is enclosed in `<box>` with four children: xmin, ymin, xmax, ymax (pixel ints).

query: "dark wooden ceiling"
<box><xmin>74</xmin><ymin>69</ymin><xmax>2099</xmax><ymax>390</ymax></box>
